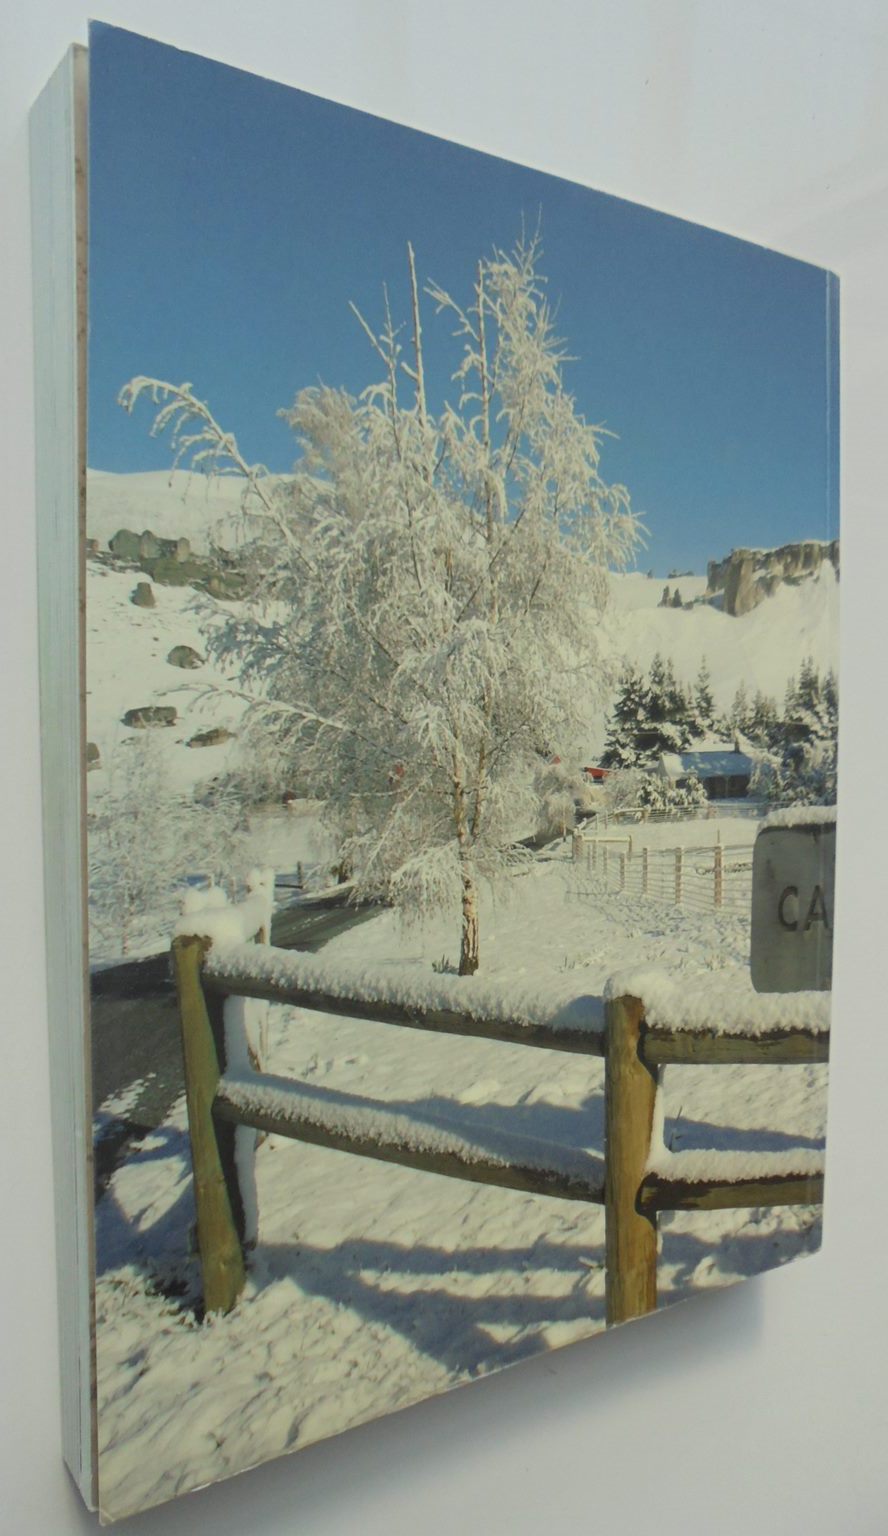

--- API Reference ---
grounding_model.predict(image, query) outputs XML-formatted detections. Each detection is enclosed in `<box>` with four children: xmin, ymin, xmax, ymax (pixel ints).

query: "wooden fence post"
<box><xmin>642</xmin><ymin>845</ymin><xmax>649</xmax><ymax>895</ymax></box>
<box><xmin>674</xmin><ymin>847</ymin><xmax>683</xmax><ymax>906</ymax></box>
<box><xmin>605</xmin><ymin>994</ymin><xmax>659</xmax><ymax>1325</ymax></box>
<box><xmin>714</xmin><ymin>843</ymin><xmax>723</xmax><ymax>909</ymax></box>
<box><xmin>618</xmin><ymin>852</ymin><xmax>626</xmax><ymax>892</ymax></box>
<box><xmin>572</xmin><ymin>830</ymin><xmax>583</xmax><ymax>862</ymax></box>
<box><xmin>171</xmin><ymin>935</ymin><xmax>247</xmax><ymax>1315</ymax></box>
<box><xmin>603</xmin><ymin>845</ymin><xmax>609</xmax><ymax>889</ymax></box>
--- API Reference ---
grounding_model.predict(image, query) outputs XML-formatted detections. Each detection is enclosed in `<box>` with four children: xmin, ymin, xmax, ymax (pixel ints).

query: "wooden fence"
<box><xmin>171</xmin><ymin>933</ymin><xmax>827</xmax><ymax>1326</ymax></box>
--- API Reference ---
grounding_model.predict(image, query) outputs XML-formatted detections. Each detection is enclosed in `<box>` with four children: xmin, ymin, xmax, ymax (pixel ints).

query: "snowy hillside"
<box><xmin>591</xmin><ymin>565</ymin><xmax>838</xmax><ymax>756</ymax></box>
<box><xmin>85</xmin><ymin>468</ymin><xmax>838</xmax><ymax>784</ymax></box>
<box><xmin>87</xmin><ymin>468</ymin><xmax>276</xmax><ymax>552</ymax></box>
<box><xmin>86</xmin><ymin>470</ymin><xmax>835</xmax><ymax>752</ymax></box>
<box><xmin>85</xmin><ymin>562</ymin><xmax>244</xmax><ymax>795</ymax></box>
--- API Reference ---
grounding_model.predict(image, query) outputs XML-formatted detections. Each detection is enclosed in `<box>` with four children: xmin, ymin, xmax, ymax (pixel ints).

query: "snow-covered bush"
<box><xmin>604</xmin><ymin>766</ymin><xmax>707</xmax><ymax>814</ymax></box>
<box><xmin>121</xmin><ymin>234</ymin><xmax>641</xmax><ymax>973</ymax></box>
<box><xmin>88</xmin><ymin>736</ymin><xmax>248</xmax><ymax>956</ymax></box>
<box><xmin>635</xmin><ymin>770</ymin><xmax>707</xmax><ymax>812</ymax></box>
<box><xmin>533</xmin><ymin>758</ymin><xmax>598</xmax><ymax>840</ymax></box>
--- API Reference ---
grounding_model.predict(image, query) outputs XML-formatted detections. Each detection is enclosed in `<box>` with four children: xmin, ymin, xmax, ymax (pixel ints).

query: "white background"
<box><xmin>2</xmin><ymin>3</ymin><xmax>887</xmax><ymax>1531</ymax></box>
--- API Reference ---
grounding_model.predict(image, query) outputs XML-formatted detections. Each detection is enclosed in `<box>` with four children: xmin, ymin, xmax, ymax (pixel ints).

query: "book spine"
<box><xmin>29</xmin><ymin>44</ymin><xmax>97</xmax><ymax>1513</ymax></box>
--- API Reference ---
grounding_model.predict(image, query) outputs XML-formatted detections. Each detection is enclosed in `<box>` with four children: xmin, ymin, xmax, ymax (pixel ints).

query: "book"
<box><xmin>31</xmin><ymin>22</ymin><xmax>839</xmax><ymax>1524</ymax></box>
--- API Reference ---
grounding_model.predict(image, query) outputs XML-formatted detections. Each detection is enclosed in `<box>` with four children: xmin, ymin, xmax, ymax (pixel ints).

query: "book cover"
<box><xmin>34</xmin><ymin>20</ymin><xmax>838</xmax><ymax>1523</ymax></box>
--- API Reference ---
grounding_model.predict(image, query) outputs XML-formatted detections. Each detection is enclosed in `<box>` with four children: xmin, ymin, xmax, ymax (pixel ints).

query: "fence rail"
<box><xmin>586</xmin><ymin>800</ymin><xmax>790</xmax><ymax>829</ymax></box>
<box><xmin>172</xmin><ymin>934</ymin><xmax>828</xmax><ymax>1326</ymax></box>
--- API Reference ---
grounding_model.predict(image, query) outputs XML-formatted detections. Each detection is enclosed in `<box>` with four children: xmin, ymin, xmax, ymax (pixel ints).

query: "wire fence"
<box><xmin>574</xmin><ymin>834</ymin><xmax>755</xmax><ymax>915</ymax></box>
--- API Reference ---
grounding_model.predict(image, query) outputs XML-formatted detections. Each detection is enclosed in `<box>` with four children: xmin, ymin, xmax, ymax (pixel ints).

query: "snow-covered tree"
<box><xmin>601</xmin><ymin>665</ymin><xmax>648</xmax><ymax>769</ymax></box>
<box><xmin>121</xmin><ymin>234</ymin><xmax>640</xmax><ymax>973</ymax></box>
<box><xmin>603</xmin><ymin>654</ymin><xmax>697</xmax><ymax>769</ymax></box>
<box><xmin>728</xmin><ymin>681</ymin><xmax>750</xmax><ymax>738</ymax></box>
<box><xmin>533</xmin><ymin>756</ymin><xmax>597</xmax><ymax>840</ymax></box>
<box><xmin>751</xmin><ymin>660</ymin><xmax>838</xmax><ymax>805</ymax></box>
<box><xmin>692</xmin><ymin>658</ymin><xmax>716</xmax><ymax>738</ymax></box>
<box><xmin>88</xmin><ymin>736</ymin><xmax>247</xmax><ymax>956</ymax></box>
<box><xmin>638</xmin><ymin>653</ymin><xmax>692</xmax><ymax>759</ymax></box>
<box><xmin>745</xmin><ymin>689</ymin><xmax>780</xmax><ymax>749</ymax></box>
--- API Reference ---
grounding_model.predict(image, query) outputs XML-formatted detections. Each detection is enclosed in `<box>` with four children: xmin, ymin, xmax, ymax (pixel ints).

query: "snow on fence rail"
<box><xmin>573</xmin><ymin>832</ymin><xmax>755</xmax><ymax>914</ymax></box>
<box><xmin>587</xmin><ymin>801</ymin><xmax>789</xmax><ymax>829</ymax></box>
<box><xmin>170</xmin><ymin>919</ymin><xmax>829</xmax><ymax>1325</ymax></box>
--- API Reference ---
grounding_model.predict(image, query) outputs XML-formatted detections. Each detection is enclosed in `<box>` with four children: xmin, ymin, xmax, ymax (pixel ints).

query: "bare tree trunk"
<box><xmin>453</xmin><ymin>744</ymin><xmax>480</xmax><ymax>975</ymax></box>
<box><xmin>459</xmin><ymin>867</ymin><xmax>480</xmax><ymax>976</ymax></box>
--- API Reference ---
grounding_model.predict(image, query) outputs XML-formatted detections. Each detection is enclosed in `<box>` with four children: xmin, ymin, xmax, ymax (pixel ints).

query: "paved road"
<box><xmin>92</xmin><ymin>896</ymin><xmax>378</xmax><ymax>1196</ymax></box>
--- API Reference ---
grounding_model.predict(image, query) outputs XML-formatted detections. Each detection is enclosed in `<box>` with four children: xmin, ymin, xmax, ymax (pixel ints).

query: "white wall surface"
<box><xmin>2</xmin><ymin>4</ymin><xmax>886</xmax><ymax>1531</ymax></box>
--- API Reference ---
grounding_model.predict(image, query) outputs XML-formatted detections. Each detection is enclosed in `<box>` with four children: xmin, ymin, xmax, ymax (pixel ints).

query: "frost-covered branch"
<box><xmin>121</xmin><ymin>233</ymin><xmax>642</xmax><ymax>976</ymax></box>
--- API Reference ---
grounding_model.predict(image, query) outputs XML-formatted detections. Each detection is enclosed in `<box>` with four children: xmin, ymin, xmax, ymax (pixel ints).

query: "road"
<box><xmin>92</xmin><ymin>895</ymin><xmax>378</xmax><ymax>1197</ymax></box>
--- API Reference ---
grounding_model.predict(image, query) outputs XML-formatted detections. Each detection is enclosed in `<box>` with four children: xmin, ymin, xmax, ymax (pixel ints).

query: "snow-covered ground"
<box><xmin>85</xmin><ymin>471</ymin><xmax>835</xmax><ymax>1518</ymax></box>
<box><xmin>93</xmin><ymin>851</ymin><xmax>826</xmax><ymax>1520</ymax></box>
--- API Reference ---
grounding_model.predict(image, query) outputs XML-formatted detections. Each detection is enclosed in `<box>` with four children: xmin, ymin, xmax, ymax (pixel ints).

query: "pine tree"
<box><xmin>746</xmin><ymin>690</ymin><xmax>780</xmax><ymax>748</ymax></box>
<box><xmin>635</xmin><ymin>654</ymin><xmax>692</xmax><ymax>760</ymax></box>
<box><xmin>754</xmin><ymin>660</ymin><xmax>838</xmax><ymax>805</ymax></box>
<box><xmin>729</xmin><ymin>681</ymin><xmax>750</xmax><ymax>738</ymax></box>
<box><xmin>692</xmin><ymin>658</ymin><xmax>716</xmax><ymax>739</ymax></box>
<box><xmin>601</xmin><ymin>665</ymin><xmax>648</xmax><ymax>769</ymax></box>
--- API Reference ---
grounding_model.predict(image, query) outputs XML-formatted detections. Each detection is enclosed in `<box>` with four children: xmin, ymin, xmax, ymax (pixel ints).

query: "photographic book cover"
<box><xmin>81</xmin><ymin>21</ymin><xmax>837</xmax><ymax>1522</ymax></box>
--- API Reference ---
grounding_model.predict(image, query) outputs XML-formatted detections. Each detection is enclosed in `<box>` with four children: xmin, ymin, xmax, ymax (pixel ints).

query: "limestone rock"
<box><xmin>122</xmin><ymin>705</ymin><xmax>177</xmax><ymax>728</ymax></box>
<box><xmin>186</xmin><ymin>726</ymin><xmax>234</xmax><ymax>748</ymax></box>
<box><xmin>167</xmin><ymin>644</ymin><xmax>204</xmax><ymax>669</ymax></box>
<box><xmin>131</xmin><ymin>581</ymin><xmax>155</xmax><ymax>608</ymax></box>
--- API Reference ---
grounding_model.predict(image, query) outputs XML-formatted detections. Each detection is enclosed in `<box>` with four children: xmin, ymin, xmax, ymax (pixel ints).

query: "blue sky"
<box><xmin>88</xmin><ymin>23</ymin><xmax>839</xmax><ymax>576</ymax></box>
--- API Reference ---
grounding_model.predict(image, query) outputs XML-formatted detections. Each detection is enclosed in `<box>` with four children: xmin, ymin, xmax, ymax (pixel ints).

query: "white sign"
<box><xmin>750</xmin><ymin>819</ymin><xmax>836</xmax><ymax>993</ymax></box>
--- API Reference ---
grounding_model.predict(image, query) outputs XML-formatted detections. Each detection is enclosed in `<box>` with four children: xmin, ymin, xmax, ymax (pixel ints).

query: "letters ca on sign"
<box><xmin>777</xmin><ymin>883</ymin><xmax>831</xmax><ymax>934</ymax></box>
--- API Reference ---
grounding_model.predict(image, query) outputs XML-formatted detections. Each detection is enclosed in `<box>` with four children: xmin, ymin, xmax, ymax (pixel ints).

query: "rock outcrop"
<box><xmin>706</xmin><ymin>539</ymin><xmax>839</xmax><ymax>616</ymax></box>
<box><xmin>110</xmin><ymin>528</ymin><xmax>192</xmax><ymax>563</ymax></box>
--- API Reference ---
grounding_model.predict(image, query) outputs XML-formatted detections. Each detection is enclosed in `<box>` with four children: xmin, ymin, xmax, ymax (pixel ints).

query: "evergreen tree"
<box><xmin>729</xmin><ymin>681</ymin><xmax>750</xmax><ymax>738</ymax></box>
<box><xmin>601</xmin><ymin>665</ymin><xmax>648</xmax><ymax>768</ymax></box>
<box><xmin>754</xmin><ymin>660</ymin><xmax>838</xmax><ymax>805</ymax></box>
<box><xmin>746</xmin><ymin>690</ymin><xmax>780</xmax><ymax>748</ymax></box>
<box><xmin>693</xmin><ymin>657</ymin><xmax>716</xmax><ymax>738</ymax></box>
<box><xmin>634</xmin><ymin>654</ymin><xmax>692</xmax><ymax>760</ymax></box>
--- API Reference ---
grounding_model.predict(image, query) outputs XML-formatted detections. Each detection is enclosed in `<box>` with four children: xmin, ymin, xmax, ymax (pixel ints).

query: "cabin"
<box><xmin>658</xmin><ymin>747</ymin><xmax>754</xmax><ymax>800</ymax></box>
